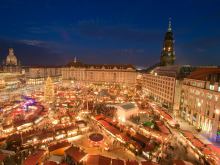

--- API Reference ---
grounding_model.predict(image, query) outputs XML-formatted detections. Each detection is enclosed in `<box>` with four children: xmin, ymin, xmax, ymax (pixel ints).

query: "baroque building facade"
<box><xmin>62</xmin><ymin>60</ymin><xmax>137</xmax><ymax>85</ymax></box>
<box><xmin>2</xmin><ymin>48</ymin><xmax>22</xmax><ymax>73</ymax></box>
<box><xmin>180</xmin><ymin>67</ymin><xmax>220</xmax><ymax>141</ymax></box>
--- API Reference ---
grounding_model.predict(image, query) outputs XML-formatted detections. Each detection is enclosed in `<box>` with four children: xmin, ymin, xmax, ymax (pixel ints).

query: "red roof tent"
<box><xmin>86</xmin><ymin>155</ymin><xmax>111</xmax><ymax>165</ymax></box>
<box><xmin>207</xmin><ymin>144</ymin><xmax>220</xmax><ymax>157</ymax></box>
<box><xmin>132</xmin><ymin>133</ymin><xmax>149</xmax><ymax>144</ymax></box>
<box><xmin>118</xmin><ymin>133</ymin><xmax>131</xmax><ymax>142</ymax></box>
<box><xmin>181</xmin><ymin>130</ymin><xmax>194</xmax><ymax>139</ymax></box>
<box><xmin>172</xmin><ymin>160</ymin><xmax>193</xmax><ymax>165</ymax></box>
<box><xmin>98</xmin><ymin>120</ymin><xmax>121</xmax><ymax>135</ymax></box>
<box><xmin>112</xmin><ymin>159</ymin><xmax>124</xmax><ymax>165</ymax></box>
<box><xmin>44</xmin><ymin>161</ymin><xmax>58</xmax><ymax>165</ymax></box>
<box><xmin>39</xmin><ymin>132</ymin><xmax>54</xmax><ymax>140</ymax></box>
<box><xmin>24</xmin><ymin>149</ymin><xmax>46</xmax><ymax>165</ymax></box>
<box><xmin>95</xmin><ymin>114</ymin><xmax>105</xmax><ymax>120</ymax></box>
<box><xmin>141</xmin><ymin>161</ymin><xmax>159</xmax><ymax>165</ymax></box>
<box><xmin>190</xmin><ymin>138</ymin><xmax>204</xmax><ymax>149</ymax></box>
<box><xmin>187</xmin><ymin>67</ymin><xmax>220</xmax><ymax>80</ymax></box>
<box><xmin>126</xmin><ymin>160</ymin><xmax>139</xmax><ymax>165</ymax></box>
<box><xmin>65</xmin><ymin>146</ymin><xmax>87</xmax><ymax>163</ymax></box>
<box><xmin>0</xmin><ymin>154</ymin><xmax>7</xmax><ymax>162</ymax></box>
<box><xmin>48</xmin><ymin>141</ymin><xmax>71</xmax><ymax>152</ymax></box>
<box><xmin>158</xmin><ymin>108</ymin><xmax>173</xmax><ymax>121</ymax></box>
<box><xmin>155</xmin><ymin>121</ymin><xmax>170</xmax><ymax>135</ymax></box>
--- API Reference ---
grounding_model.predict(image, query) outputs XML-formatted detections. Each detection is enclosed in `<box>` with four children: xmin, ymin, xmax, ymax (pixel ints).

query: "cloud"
<box><xmin>19</xmin><ymin>39</ymin><xmax>46</xmax><ymax>47</ymax></box>
<box><xmin>0</xmin><ymin>38</ymin><xmax>67</xmax><ymax>66</ymax></box>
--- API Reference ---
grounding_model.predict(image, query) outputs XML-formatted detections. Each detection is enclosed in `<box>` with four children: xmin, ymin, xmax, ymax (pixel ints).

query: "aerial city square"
<box><xmin>0</xmin><ymin>1</ymin><xmax>220</xmax><ymax>165</ymax></box>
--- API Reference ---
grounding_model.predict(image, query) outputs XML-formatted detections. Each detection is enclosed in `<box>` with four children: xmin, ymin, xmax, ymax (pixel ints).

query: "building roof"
<box><xmin>65</xmin><ymin>146</ymin><xmax>87</xmax><ymax>162</ymax></box>
<box><xmin>23</xmin><ymin>149</ymin><xmax>46</xmax><ymax>165</ymax></box>
<box><xmin>48</xmin><ymin>141</ymin><xmax>71</xmax><ymax>152</ymax></box>
<box><xmin>186</xmin><ymin>67</ymin><xmax>220</xmax><ymax>81</ymax></box>
<box><xmin>149</xmin><ymin>65</ymin><xmax>194</xmax><ymax>79</ymax></box>
<box><xmin>44</xmin><ymin>161</ymin><xmax>58</xmax><ymax>165</ymax></box>
<box><xmin>86</xmin><ymin>155</ymin><xmax>111</xmax><ymax>165</ymax></box>
<box><xmin>141</xmin><ymin>161</ymin><xmax>159</xmax><ymax>165</ymax></box>
<box><xmin>65</xmin><ymin>60</ymin><xmax>136</xmax><ymax>70</ymax></box>
<box><xmin>125</xmin><ymin>160</ymin><xmax>139</xmax><ymax>165</ymax></box>
<box><xmin>112</xmin><ymin>159</ymin><xmax>124</xmax><ymax>165</ymax></box>
<box><xmin>0</xmin><ymin>154</ymin><xmax>7</xmax><ymax>162</ymax></box>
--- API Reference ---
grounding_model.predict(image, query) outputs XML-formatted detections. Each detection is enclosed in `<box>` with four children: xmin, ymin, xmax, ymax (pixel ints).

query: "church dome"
<box><xmin>6</xmin><ymin>48</ymin><xmax>18</xmax><ymax>66</ymax></box>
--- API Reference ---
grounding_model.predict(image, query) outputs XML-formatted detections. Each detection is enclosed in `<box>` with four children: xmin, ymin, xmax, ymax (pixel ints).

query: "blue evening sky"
<box><xmin>0</xmin><ymin>0</ymin><xmax>220</xmax><ymax>67</ymax></box>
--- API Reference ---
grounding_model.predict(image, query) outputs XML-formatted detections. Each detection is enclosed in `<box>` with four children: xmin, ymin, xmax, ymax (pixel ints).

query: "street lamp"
<box><xmin>215</xmin><ymin>109</ymin><xmax>220</xmax><ymax>115</ymax></box>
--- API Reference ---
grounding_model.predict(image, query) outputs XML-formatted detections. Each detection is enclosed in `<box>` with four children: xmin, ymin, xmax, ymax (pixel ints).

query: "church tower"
<box><xmin>160</xmin><ymin>18</ymin><xmax>176</xmax><ymax>66</ymax></box>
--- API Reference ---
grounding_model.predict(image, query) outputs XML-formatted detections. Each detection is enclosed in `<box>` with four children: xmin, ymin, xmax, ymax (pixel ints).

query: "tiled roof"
<box><xmin>187</xmin><ymin>67</ymin><xmax>220</xmax><ymax>81</ymax></box>
<box><xmin>141</xmin><ymin>161</ymin><xmax>159</xmax><ymax>165</ymax></box>
<box><xmin>126</xmin><ymin>160</ymin><xmax>139</xmax><ymax>165</ymax></box>
<box><xmin>112</xmin><ymin>159</ymin><xmax>124</xmax><ymax>165</ymax></box>
<box><xmin>48</xmin><ymin>141</ymin><xmax>71</xmax><ymax>152</ymax></box>
<box><xmin>65</xmin><ymin>146</ymin><xmax>87</xmax><ymax>162</ymax></box>
<box><xmin>23</xmin><ymin>149</ymin><xmax>46</xmax><ymax>165</ymax></box>
<box><xmin>86</xmin><ymin>155</ymin><xmax>111</xmax><ymax>165</ymax></box>
<box><xmin>65</xmin><ymin>61</ymin><xmax>136</xmax><ymax>70</ymax></box>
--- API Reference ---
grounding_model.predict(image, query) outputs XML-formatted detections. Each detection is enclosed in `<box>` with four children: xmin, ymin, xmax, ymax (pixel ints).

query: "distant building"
<box><xmin>180</xmin><ymin>67</ymin><xmax>220</xmax><ymax>141</ymax></box>
<box><xmin>115</xmin><ymin>102</ymin><xmax>138</xmax><ymax>122</ymax></box>
<box><xmin>24</xmin><ymin>66</ymin><xmax>62</xmax><ymax>85</ymax></box>
<box><xmin>2</xmin><ymin>48</ymin><xmax>21</xmax><ymax>73</ymax></box>
<box><xmin>160</xmin><ymin>18</ymin><xmax>176</xmax><ymax>66</ymax></box>
<box><xmin>62</xmin><ymin>59</ymin><xmax>137</xmax><ymax>85</ymax></box>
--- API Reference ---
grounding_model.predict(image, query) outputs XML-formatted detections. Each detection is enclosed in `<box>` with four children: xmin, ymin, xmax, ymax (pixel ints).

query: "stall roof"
<box><xmin>23</xmin><ymin>149</ymin><xmax>46</xmax><ymax>165</ymax></box>
<box><xmin>126</xmin><ymin>160</ymin><xmax>139</xmax><ymax>165</ymax></box>
<box><xmin>112</xmin><ymin>159</ymin><xmax>124</xmax><ymax>165</ymax></box>
<box><xmin>44</xmin><ymin>161</ymin><xmax>58</xmax><ymax>165</ymax></box>
<box><xmin>141</xmin><ymin>161</ymin><xmax>159</xmax><ymax>165</ymax></box>
<box><xmin>86</xmin><ymin>155</ymin><xmax>111</xmax><ymax>165</ymax></box>
<box><xmin>65</xmin><ymin>146</ymin><xmax>87</xmax><ymax>162</ymax></box>
<box><xmin>48</xmin><ymin>141</ymin><xmax>71</xmax><ymax>152</ymax></box>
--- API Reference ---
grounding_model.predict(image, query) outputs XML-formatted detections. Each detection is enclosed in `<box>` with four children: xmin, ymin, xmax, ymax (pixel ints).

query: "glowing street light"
<box><xmin>215</xmin><ymin>109</ymin><xmax>220</xmax><ymax>115</ymax></box>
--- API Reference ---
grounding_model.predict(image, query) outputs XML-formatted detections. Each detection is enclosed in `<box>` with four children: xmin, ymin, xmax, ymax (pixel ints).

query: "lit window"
<box><xmin>210</xmin><ymin>85</ymin><xmax>215</xmax><ymax>90</ymax></box>
<box><xmin>218</xmin><ymin>86</ymin><xmax>220</xmax><ymax>92</ymax></box>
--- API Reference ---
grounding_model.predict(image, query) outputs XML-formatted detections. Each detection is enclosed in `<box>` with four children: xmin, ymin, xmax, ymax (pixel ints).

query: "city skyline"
<box><xmin>0</xmin><ymin>0</ymin><xmax>220</xmax><ymax>66</ymax></box>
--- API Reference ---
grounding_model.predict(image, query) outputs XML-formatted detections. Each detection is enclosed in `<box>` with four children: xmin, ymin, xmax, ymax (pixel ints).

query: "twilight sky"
<box><xmin>0</xmin><ymin>0</ymin><xmax>220</xmax><ymax>67</ymax></box>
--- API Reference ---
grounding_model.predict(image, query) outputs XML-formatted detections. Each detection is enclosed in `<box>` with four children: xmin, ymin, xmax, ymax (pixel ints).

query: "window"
<box><xmin>210</xmin><ymin>85</ymin><xmax>215</xmax><ymax>90</ymax></box>
<box><xmin>207</xmin><ymin>110</ymin><xmax>209</xmax><ymax>116</ymax></box>
<box><xmin>218</xmin><ymin>86</ymin><xmax>220</xmax><ymax>92</ymax></box>
<box><xmin>213</xmin><ymin>113</ymin><xmax>215</xmax><ymax>119</ymax></box>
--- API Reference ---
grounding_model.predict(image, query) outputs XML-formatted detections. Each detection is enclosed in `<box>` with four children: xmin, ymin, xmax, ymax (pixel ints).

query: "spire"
<box><xmin>74</xmin><ymin>56</ymin><xmax>77</xmax><ymax>63</ymax></box>
<box><xmin>168</xmin><ymin>17</ymin><xmax>172</xmax><ymax>32</ymax></box>
<box><xmin>160</xmin><ymin>18</ymin><xmax>175</xmax><ymax>66</ymax></box>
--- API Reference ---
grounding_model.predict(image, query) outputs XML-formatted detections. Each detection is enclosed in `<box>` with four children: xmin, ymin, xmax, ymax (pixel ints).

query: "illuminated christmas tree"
<box><xmin>44</xmin><ymin>76</ymin><xmax>54</xmax><ymax>103</ymax></box>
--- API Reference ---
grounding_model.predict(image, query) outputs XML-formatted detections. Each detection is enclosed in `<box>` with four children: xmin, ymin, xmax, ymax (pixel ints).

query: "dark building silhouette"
<box><xmin>160</xmin><ymin>18</ymin><xmax>176</xmax><ymax>66</ymax></box>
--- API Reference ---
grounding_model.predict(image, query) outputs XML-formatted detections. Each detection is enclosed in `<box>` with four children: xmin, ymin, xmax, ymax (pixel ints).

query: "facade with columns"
<box><xmin>62</xmin><ymin>60</ymin><xmax>137</xmax><ymax>85</ymax></box>
<box><xmin>180</xmin><ymin>68</ymin><xmax>220</xmax><ymax>140</ymax></box>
